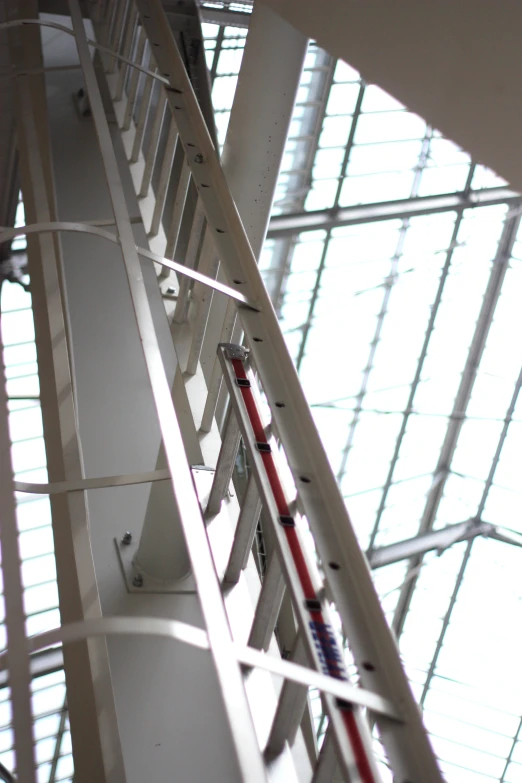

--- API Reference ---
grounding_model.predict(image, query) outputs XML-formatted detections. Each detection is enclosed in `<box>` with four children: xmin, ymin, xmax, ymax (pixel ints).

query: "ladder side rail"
<box><xmin>218</xmin><ymin>344</ymin><xmax>381</xmax><ymax>783</ymax></box>
<box><xmin>123</xmin><ymin>4</ymin><xmax>443</xmax><ymax>779</ymax></box>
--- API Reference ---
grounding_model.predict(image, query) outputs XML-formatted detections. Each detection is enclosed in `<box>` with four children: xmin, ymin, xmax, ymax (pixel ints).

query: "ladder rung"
<box><xmin>205</xmin><ymin>413</ymin><xmax>241</xmax><ymax>518</ymax></box>
<box><xmin>130</xmin><ymin>54</ymin><xmax>155</xmax><ymax>163</ymax></box>
<box><xmin>311</xmin><ymin>727</ymin><xmax>338</xmax><ymax>783</ymax></box>
<box><xmin>122</xmin><ymin>27</ymin><xmax>147</xmax><ymax>131</ymax></box>
<box><xmin>248</xmin><ymin>552</ymin><xmax>285</xmax><ymax>651</ymax></box>
<box><xmin>149</xmin><ymin>118</ymin><xmax>179</xmax><ymax>236</ymax></box>
<box><xmin>200</xmin><ymin>299</ymin><xmax>237</xmax><ymax>433</ymax></box>
<box><xmin>113</xmin><ymin>6</ymin><xmax>138</xmax><ymax>102</ymax></box>
<box><xmin>139</xmin><ymin>90</ymin><xmax>166</xmax><ymax>197</ymax></box>
<box><xmin>265</xmin><ymin>633</ymin><xmax>308</xmax><ymax>758</ymax></box>
<box><xmin>185</xmin><ymin>229</ymin><xmax>219</xmax><ymax>375</ymax></box>
<box><xmin>224</xmin><ymin>474</ymin><xmax>261</xmax><ymax>585</ymax></box>
<box><xmin>164</xmin><ymin>159</ymin><xmax>191</xmax><ymax>260</ymax></box>
<box><xmin>172</xmin><ymin>199</ymin><xmax>206</xmax><ymax>324</ymax></box>
<box><xmin>108</xmin><ymin>0</ymin><xmax>129</xmax><ymax>73</ymax></box>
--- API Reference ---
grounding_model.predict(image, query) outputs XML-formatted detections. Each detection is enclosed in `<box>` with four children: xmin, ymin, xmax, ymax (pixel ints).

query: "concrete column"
<box><xmin>198</xmin><ymin>3</ymin><xmax>308</xmax><ymax>427</ymax></box>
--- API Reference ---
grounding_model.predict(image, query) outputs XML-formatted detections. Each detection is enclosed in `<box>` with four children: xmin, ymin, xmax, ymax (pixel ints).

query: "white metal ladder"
<box><xmin>84</xmin><ymin>0</ymin><xmax>444</xmax><ymax>779</ymax></box>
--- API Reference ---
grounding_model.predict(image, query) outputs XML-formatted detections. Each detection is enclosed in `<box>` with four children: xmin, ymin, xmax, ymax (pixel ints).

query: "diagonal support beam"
<box><xmin>392</xmin><ymin>212</ymin><xmax>521</xmax><ymax>638</ymax></box>
<box><xmin>367</xmin><ymin>519</ymin><xmax>495</xmax><ymax>569</ymax></box>
<box><xmin>418</xmin><ymin>350</ymin><xmax>522</xmax><ymax>707</ymax></box>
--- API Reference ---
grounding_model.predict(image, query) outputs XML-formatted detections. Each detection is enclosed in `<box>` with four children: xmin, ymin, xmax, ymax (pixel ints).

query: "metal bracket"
<box><xmin>115</xmin><ymin>536</ymin><xmax>196</xmax><ymax>594</ymax></box>
<box><xmin>114</xmin><ymin>466</ymin><xmax>236</xmax><ymax>592</ymax></box>
<box><xmin>220</xmin><ymin>342</ymin><xmax>249</xmax><ymax>361</ymax></box>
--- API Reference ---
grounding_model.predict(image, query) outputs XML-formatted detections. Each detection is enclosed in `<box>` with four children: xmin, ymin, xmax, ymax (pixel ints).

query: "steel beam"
<box><xmin>267</xmin><ymin>186</ymin><xmax>520</xmax><ymax>238</ymax></box>
<box><xmin>367</xmin><ymin>167</ymin><xmax>477</xmax><ymax>553</ymax></box>
<box><xmin>367</xmin><ymin>520</ymin><xmax>495</xmax><ymax>569</ymax></box>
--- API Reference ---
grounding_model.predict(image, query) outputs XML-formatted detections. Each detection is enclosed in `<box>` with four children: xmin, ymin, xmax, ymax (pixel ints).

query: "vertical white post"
<box><xmin>200</xmin><ymin>2</ymin><xmax>308</xmax><ymax>427</ymax></box>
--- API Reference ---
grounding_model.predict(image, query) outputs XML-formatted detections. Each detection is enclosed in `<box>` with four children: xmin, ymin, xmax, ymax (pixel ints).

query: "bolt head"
<box><xmin>132</xmin><ymin>574</ymin><xmax>143</xmax><ymax>588</ymax></box>
<box><xmin>194</xmin><ymin>153</ymin><xmax>204</xmax><ymax>164</ymax></box>
<box><xmin>121</xmin><ymin>531</ymin><xmax>132</xmax><ymax>545</ymax></box>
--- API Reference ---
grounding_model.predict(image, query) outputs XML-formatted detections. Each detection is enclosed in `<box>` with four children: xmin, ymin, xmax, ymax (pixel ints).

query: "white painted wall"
<box><xmin>262</xmin><ymin>0</ymin><xmax>522</xmax><ymax>191</ymax></box>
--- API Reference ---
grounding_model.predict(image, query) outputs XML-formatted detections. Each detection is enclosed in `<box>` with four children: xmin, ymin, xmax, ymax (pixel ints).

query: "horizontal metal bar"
<box><xmin>138</xmin><ymin>243</ymin><xmax>256</xmax><ymax>307</ymax></box>
<box><xmin>367</xmin><ymin>520</ymin><xmax>495</xmax><ymax>569</ymax></box>
<box><xmin>0</xmin><ymin>19</ymin><xmax>171</xmax><ymax>88</ymax></box>
<box><xmin>14</xmin><ymin>468</ymin><xmax>171</xmax><ymax>495</ymax></box>
<box><xmin>13</xmin><ymin>616</ymin><xmax>401</xmax><ymax>719</ymax></box>
<box><xmin>267</xmin><ymin>187</ymin><xmax>520</xmax><ymax>238</ymax></box>
<box><xmin>0</xmin><ymin>222</ymin><xmax>258</xmax><ymax>307</ymax></box>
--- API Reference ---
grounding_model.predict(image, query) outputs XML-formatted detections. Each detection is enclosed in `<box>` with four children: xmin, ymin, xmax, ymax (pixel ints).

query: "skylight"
<box><xmin>204</xmin><ymin>20</ymin><xmax>522</xmax><ymax>782</ymax></box>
